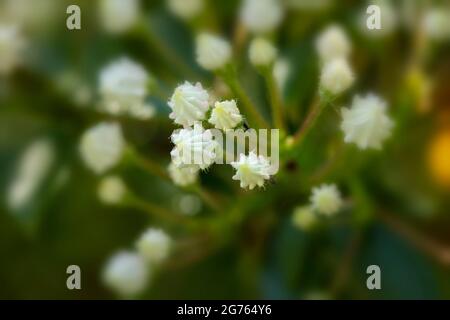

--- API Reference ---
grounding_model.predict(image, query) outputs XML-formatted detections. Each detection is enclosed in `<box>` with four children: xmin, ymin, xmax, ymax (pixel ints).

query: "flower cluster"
<box><xmin>103</xmin><ymin>227</ymin><xmax>172</xmax><ymax>297</ymax></box>
<box><xmin>315</xmin><ymin>25</ymin><xmax>394</xmax><ymax>150</ymax></box>
<box><xmin>167</xmin><ymin>78</ymin><xmax>273</xmax><ymax>189</ymax></box>
<box><xmin>292</xmin><ymin>184</ymin><xmax>343</xmax><ymax>231</ymax></box>
<box><xmin>68</xmin><ymin>0</ymin><xmax>410</xmax><ymax>299</ymax></box>
<box><xmin>316</xmin><ymin>25</ymin><xmax>354</xmax><ymax>96</ymax></box>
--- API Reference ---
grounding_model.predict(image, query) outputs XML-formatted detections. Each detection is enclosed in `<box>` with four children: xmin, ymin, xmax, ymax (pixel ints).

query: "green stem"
<box><xmin>137</xmin><ymin>21</ymin><xmax>199</xmax><ymax>80</ymax></box>
<box><xmin>219</xmin><ymin>66</ymin><xmax>268</xmax><ymax>129</ymax></box>
<box><xmin>125</xmin><ymin>147</ymin><xmax>170</xmax><ymax>181</ymax></box>
<box><xmin>126</xmin><ymin>147</ymin><xmax>222</xmax><ymax>212</ymax></box>
<box><xmin>188</xmin><ymin>184</ymin><xmax>222</xmax><ymax>212</ymax></box>
<box><xmin>263</xmin><ymin>67</ymin><xmax>285</xmax><ymax>130</ymax></box>
<box><xmin>291</xmin><ymin>97</ymin><xmax>325</xmax><ymax>148</ymax></box>
<box><xmin>126</xmin><ymin>194</ymin><xmax>194</xmax><ymax>227</ymax></box>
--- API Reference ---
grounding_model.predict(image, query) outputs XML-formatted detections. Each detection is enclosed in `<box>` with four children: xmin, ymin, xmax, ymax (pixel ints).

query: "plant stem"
<box><xmin>329</xmin><ymin>230</ymin><xmax>363</xmax><ymax>297</ymax></box>
<box><xmin>126</xmin><ymin>147</ymin><xmax>222</xmax><ymax>212</ymax></box>
<box><xmin>137</xmin><ymin>21</ymin><xmax>199</xmax><ymax>80</ymax></box>
<box><xmin>126</xmin><ymin>147</ymin><xmax>170</xmax><ymax>181</ymax></box>
<box><xmin>378</xmin><ymin>210</ymin><xmax>450</xmax><ymax>267</ymax></box>
<box><xmin>126</xmin><ymin>194</ymin><xmax>193</xmax><ymax>227</ymax></box>
<box><xmin>291</xmin><ymin>97</ymin><xmax>325</xmax><ymax>148</ymax></box>
<box><xmin>189</xmin><ymin>184</ymin><xmax>222</xmax><ymax>212</ymax></box>
<box><xmin>219</xmin><ymin>66</ymin><xmax>269</xmax><ymax>129</ymax></box>
<box><xmin>263</xmin><ymin>68</ymin><xmax>285</xmax><ymax>130</ymax></box>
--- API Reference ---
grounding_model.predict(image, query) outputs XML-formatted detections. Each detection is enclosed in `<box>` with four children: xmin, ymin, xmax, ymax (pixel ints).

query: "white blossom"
<box><xmin>56</xmin><ymin>72</ymin><xmax>92</xmax><ymax>106</ymax></box>
<box><xmin>0</xmin><ymin>24</ymin><xmax>25</xmax><ymax>75</ymax></box>
<box><xmin>79</xmin><ymin>122</ymin><xmax>125</xmax><ymax>174</ymax></box>
<box><xmin>99</xmin><ymin>0</ymin><xmax>139</xmax><ymax>34</ymax></box>
<box><xmin>136</xmin><ymin>228</ymin><xmax>172</xmax><ymax>264</ymax></box>
<box><xmin>310</xmin><ymin>184</ymin><xmax>343</xmax><ymax>216</ymax></box>
<box><xmin>168</xmin><ymin>81</ymin><xmax>210</xmax><ymax>127</ymax></box>
<box><xmin>168</xmin><ymin>162</ymin><xmax>199</xmax><ymax>187</ymax></box>
<box><xmin>170</xmin><ymin>124</ymin><xmax>218</xmax><ymax>170</ymax></box>
<box><xmin>2</xmin><ymin>0</ymin><xmax>59</xmax><ymax>32</ymax></box>
<box><xmin>240</xmin><ymin>0</ymin><xmax>284</xmax><ymax>34</ymax></box>
<box><xmin>99</xmin><ymin>57</ymin><xmax>150</xmax><ymax>118</ymax></box>
<box><xmin>249</xmin><ymin>37</ymin><xmax>277</xmax><ymax>67</ymax></box>
<box><xmin>98</xmin><ymin>175</ymin><xmax>127</xmax><ymax>205</ymax></box>
<box><xmin>320</xmin><ymin>58</ymin><xmax>354</xmax><ymax>95</ymax></box>
<box><xmin>231</xmin><ymin>151</ymin><xmax>271</xmax><ymax>190</ymax></box>
<box><xmin>176</xmin><ymin>194</ymin><xmax>202</xmax><ymax>215</ymax></box>
<box><xmin>273</xmin><ymin>58</ymin><xmax>290</xmax><ymax>91</ymax></box>
<box><xmin>423</xmin><ymin>8</ymin><xmax>450</xmax><ymax>41</ymax></box>
<box><xmin>316</xmin><ymin>25</ymin><xmax>350</xmax><ymax>62</ymax></box>
<box><xmin>129</xmin><ymin>103</ymin><xmax>156</xmax><ymax>120</ymax></box>
<box><xmin>167</xmin><ymin>0</ymin><xmax>204</xmax><ymax>20</ymax></box>
<box><xmin>208</xmin><ymin>100</ymin><xmax>243</xmax><ymax>130</ymax></box>
<box><xmin>341</xmin><ymin>94</ymin><xmax>394</xmax><ymax>150</ymax></box>
<box><xmin>7</xmin><ymin>139</ymin><xmax>54</xmax><ymax>211</ymax></box>
<box><xmin>103</xmin><ymin>251</ymin><xmax>149</xmax><ymax>297</ymax></box>
<box><xmin>292</xmin><ymin>206</ymin><xmax>317</xmax><ymax>230</ymax></box>
<box><xmin>195</xmin><ymin>33</ymin><xmax>231</xmax><ymax>71</ymax></box>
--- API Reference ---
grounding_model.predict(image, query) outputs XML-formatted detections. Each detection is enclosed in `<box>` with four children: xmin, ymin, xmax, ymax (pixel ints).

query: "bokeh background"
<box><xmin>1</xmin><ymin>0</ymin><xmax>450</xmax><ymax>299</ymax></box>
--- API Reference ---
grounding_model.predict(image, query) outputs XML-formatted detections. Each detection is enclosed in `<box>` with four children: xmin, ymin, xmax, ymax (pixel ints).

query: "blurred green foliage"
<box><xmin>1</xmin><ymin>0</ymin><xmax>450</xmax><ymax>299</ymax></box>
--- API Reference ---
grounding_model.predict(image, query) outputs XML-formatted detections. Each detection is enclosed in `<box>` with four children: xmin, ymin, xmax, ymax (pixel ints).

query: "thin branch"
<box><xmin>263</xmin><ymin>68</ymin><xmax>285</xmax><ymax>130</ymax></box>
<box><xmin>378</xmin><ymin>211</ymin><xmax>450</xmax><ymax>267</ymax></box>
<box><xmin>329</xmin><ymin>231</ymin><xmax>363</xmax><ymax>297</ymax></box>
<box><xmin>219</xmin><ymin>66</ymin><xmax>269</xmax><ymax>129</ymax></box>
<box><xmin>126</xmin><ymin>195</ymin><xmax>194</xmax><ymax>227</ymax></box>
<box><xmin>291</xmin><ymin>96</ymin><xmax>324</xmax><ymax>148</ymax></box>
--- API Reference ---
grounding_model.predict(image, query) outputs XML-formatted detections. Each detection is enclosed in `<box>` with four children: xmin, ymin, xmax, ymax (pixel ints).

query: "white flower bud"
<box><xmin>98</xmin><ymin>175</ymin><xmax>127</xmax><ymax>205</ymax></box>
<box><xmin>423</xmin><ymin>8</ymin><xmax>450</xmax><ymax>41</ymax></box>
<box><xmin>79</xmin><ymin>122</ymin><xmax>125</xmax><ymax>174</ymax></box>
<box><xmin>292</xmin><ymin>206</ymin><xmax>317</xmax><ymax>230</ymax></box>
<box><xmin>103</xmin><ymin>251</ymin><xmax>149</xmax><ymax>297</ymax></box>
<box><xmin>168</xmin><ymin>81</ymin><xmax>210</xmax><ymax>127</ymax></box>
<box><xmin>170</xmin><ymin>124</ymin><xmax>218</xmax><ymax>170</ymax></box>
<box><xmin>231</xmin><ymin>151</ymin><xmax>271</xmax><ymax>190</ymax></box>
<box><xmin>168</xmin><ymin>162</ymin><xmax>199</xmax><ymax>187</ymax></box>
<box><xmin>0</xmin><ymin>24</ymin><xmax>25</xmax><ymax>75</ymax></box>
<box><xmin>177</xmin><ymin>194</ymin><xmax>202</xmax><ymax>215</ymax></box>
<box><xmin>2</xmin><ymin>0</ymin><xmax>60</xmax><ymax>32</ymax></box>
<box><xmin>168</xmin><ymin>0</ymin><xmax>204</xmax><ymax>20</ymax></box>
<box><xmin>136</xmin><ymin>228</ymin><xmax>172</xmax><ymax>264</ymax></box>
<box><xmin>99</xmin><ymin>0</ymin><xmax>139</xmax><ymax>34</ymax></box>
<box><xmin>240</xmin><ymin>0</ymin><xmax>284</xmax><ymax>34</ymax></box>
<box><xmin>316</xmin><ymin>25</ymin><xmax>351</xmax><ymax>62</ymax></box>
<box><xmin>56</xmin><ymin>72</ymin><xmax>92</xmax><ymax>106</ymax></box>
<box><xmin>341</xmin><ymin>94</ymin><xmax>394</xmax><ymax>150</ymax></box>
<box><xmin>7</xmin><ymin>139</ymin><xmax>54</xmax><ymax>210</ymax></box>
<box><xmin>128</xmin><ymin>103</ymin><xmax>155</xmax><ymax>120</ymax></box>
<box><xmin>99</xmin><ymin>57</ymin><xmax>150</xmax><ymax>118</ymax></box>
<box><xmin>196</xmin><ymin>33</ymin><xmax>231</xmax><ymax>71</ymax></box>
<box><xmin>320</xmin><ymin>58</ymin><xmax>354</xmax><ymax>95</ymax></box>
<box><xmin>273</xmin><ymin>58</ymin><xmax>290</xmax><ymax>91</ymax></box>
<box><xmin>249</xmin><ymin>37</ymin><xmax>277</xmax><ymax>67</ymax></box>
<box><xmin>208</xmin><ymin>100</ymin><xmax>243</xmax><ymax>130</ymax></box>
<box><xmin>310</xmin><ymin>184</ymin><xmax>343</xmax><ymax>216</ymax></box>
